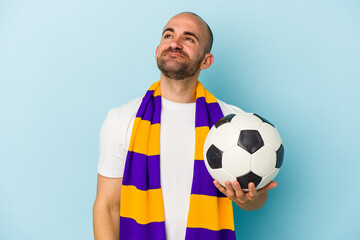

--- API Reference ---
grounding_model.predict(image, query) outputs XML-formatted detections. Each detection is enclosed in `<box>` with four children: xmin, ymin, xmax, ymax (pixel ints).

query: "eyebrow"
<box><xmin>162</xmin><ymin>28</ymin><xmax>200</xmax><ymax>42</ymax></box>
<box><xmin>162</xmin><ymin>27</ymin><xmax>174</xmax><ymax>35</ymax></box>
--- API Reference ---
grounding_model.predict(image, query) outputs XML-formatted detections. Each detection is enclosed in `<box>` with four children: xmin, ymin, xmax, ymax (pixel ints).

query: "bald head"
<box><xmin>165</xmin><ymin>12</ymin><xmax>213</xmax><ymax>53</ymax></box>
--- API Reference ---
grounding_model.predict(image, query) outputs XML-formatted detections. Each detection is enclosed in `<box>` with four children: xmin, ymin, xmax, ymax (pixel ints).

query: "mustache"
<box><xmin>161</xmin><ymin>47</ymin><xmax>189</xmax><ymax>58</ymax></box>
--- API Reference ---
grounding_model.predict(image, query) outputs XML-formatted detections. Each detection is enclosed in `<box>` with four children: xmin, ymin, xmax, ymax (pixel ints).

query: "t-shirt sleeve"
<box><xmin>218</xmin><ymin>99</ymin><xmax>245</xmax><ymax>115</ymax></box>
<box><xmin>97</xmin><ymin>109</ymin><xmax>127</xmax><ymax>178</ymax></box>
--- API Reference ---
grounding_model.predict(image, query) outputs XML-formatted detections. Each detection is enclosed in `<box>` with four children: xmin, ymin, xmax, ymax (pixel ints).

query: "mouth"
<box><xmin>166</xmin><ymin>52</ymin><xmax>185</xmax><ymax>58</ymax></box>
<box><xmin>161</xmin><ymin>48</ymin><xmax>187</xmax><ymax>59</ymax></box>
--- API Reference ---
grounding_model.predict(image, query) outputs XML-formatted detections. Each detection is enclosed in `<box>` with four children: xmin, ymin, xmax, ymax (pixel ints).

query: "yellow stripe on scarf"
<box><xmin>196</xmin><ymin>82</ymin><xmax>218</xmax><ymax>103</ymax></box>
<box><xmin>120</xmin><ymin>185</ymin><xmax>165</xmax><ymax>224</ymax></box>
<box><xmin>148</xmin><ymin>81</ymin><xmax>161</xmax><ymax>96</ymax></box>
<box><xmin>194</xmin><ymin>126</ymin><xmax>210</xmax><ymax>160</ymax></box>
<box><xmin>129</xmin><ymin>118</ymin><xmax>161</xmax><ymax>156</ymax></box>
<box><xmin>186</xmin><ymin>195</ymin><xmax>234</xmax><ymax>231</ymax></box>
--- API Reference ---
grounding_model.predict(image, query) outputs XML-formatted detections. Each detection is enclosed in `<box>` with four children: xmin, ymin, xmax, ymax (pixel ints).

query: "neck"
<box><xmin>160</xmin><ymin>74</ymin><xmax>199</xmax><ymax>103</ymax></box>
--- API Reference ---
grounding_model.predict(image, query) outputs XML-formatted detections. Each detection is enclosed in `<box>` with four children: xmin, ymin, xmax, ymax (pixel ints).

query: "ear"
<box><xmin>200</xmin><ymin>53</ymin><xmax>214</xmax><ymax>70</ymax></box>
<box><xmin>155</xmin><ymin>46</ymin><xmax>159</xmax><ymax>59</ymax></box>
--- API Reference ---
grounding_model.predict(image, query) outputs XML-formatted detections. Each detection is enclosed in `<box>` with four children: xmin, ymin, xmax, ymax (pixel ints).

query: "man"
<box><xmin>93</xmin><ymin>12</ymin><xmax>277</xmax><ymax>240</ymax></box>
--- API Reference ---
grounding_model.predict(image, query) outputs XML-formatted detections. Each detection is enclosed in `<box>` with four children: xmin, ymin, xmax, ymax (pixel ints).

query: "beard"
<box><xmin>156</xmin><ymin>47</ymin><xmax>204</xmax><ymax>80</ymax></box>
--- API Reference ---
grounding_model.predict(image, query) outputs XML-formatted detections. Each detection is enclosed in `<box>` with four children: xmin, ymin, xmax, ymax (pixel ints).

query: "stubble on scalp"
<box><xmin>177</xmin><ymin>12</ymin><xmax>213</xmax><ymax>53</ymax></box>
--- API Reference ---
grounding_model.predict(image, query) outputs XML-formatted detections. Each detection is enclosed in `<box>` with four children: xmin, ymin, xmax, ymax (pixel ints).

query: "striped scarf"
<box><xmin>119</xmin><ymin>81</ymin><xmax>236</xmax><ymax>240</ymax></box>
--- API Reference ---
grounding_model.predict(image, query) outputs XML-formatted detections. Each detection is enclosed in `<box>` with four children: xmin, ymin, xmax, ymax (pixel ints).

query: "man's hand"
<box><xmin>213</xmin><ymin>180</ymin><xmax>277</xmax><ymax>211</ymax></box>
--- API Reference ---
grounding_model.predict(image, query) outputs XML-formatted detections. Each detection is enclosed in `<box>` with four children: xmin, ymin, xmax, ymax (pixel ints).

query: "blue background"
<box><xmin>1</xmin><ymin>0</ymin><xmax>359</xmax><ymax>239</ymax></box>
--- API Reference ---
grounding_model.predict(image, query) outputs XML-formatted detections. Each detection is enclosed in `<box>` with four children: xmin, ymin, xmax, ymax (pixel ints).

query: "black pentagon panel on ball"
<box><xmin>236</xmin><ymin>172</ymin><xmax>262</xmax><ymax>189</ymax></box>
<box><xmin>276</xmin><ymin>144</ymin><xmax>284</xmax><ymax>168</ymax></box>
<box><xmin>206</xmin><ymin>144</ymin><xmax>223</xmax><ymax>169</ymax></box>
<box><xmin>215</xmin><ymin>114</ymin><xmax>235</xmax><ymax>128</ymax></box>
<box><xmin>238</xmin><ymin>130</ymin><xmax>264</xmax><ymax>154</ymax></box>
<box><xmin>253</xmin><ymin>113</ymin><xmax>274</xmax><ymax>127</ymax></box>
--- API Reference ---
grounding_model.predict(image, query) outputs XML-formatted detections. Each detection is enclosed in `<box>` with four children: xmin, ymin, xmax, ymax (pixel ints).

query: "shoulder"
<box><xmin>101</xmin><ymin>97</ymin><xmax>142</xmax><ymax>141</ymax></box>
<box><xmin>100</xmin><ymin>96</ymin><xmax>142</xmax><ymax>151</ymax></box>
<box><xmin>98</xmin><ymin>97</ymin><xmax>142</xmax><ymax>178</ymax></box>
<box><xmin>217</xmin><ymin>99</ymin><xmax>246</xmax><ymax>116</ymax></box>
<box><xmin>106</xmin><ymin>97</ymin><xmax>142</xmax><ymax>122</ymax></box>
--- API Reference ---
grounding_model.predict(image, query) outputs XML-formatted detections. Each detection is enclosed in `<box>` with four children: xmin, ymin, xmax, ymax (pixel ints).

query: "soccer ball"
<box><xmin>203</xmin><ymin>113</ymin><xmax>284</xmax><ymax>191</ymax></box>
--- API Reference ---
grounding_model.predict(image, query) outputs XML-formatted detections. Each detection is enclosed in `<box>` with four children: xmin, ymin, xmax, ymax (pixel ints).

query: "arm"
<box><xmin>93</xmin><ymin>174</ymin><xmax>123</xmax><ymax>240</ymax></box>
<box><xmin>214</xmin><ymin>180</ymin><xmax>278</xmax><ymax>211</ymax></box>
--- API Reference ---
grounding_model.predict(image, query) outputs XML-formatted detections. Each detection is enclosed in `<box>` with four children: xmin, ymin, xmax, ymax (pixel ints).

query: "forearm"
<box><xmin>236</xmin><ymin>190</ymin><xmax>268</xmax><ymax>211</ymax></box>
<box><xmin>93</xmin><ymin>202</ymin><xmax>120</xmax><ymax>240</ymax></box>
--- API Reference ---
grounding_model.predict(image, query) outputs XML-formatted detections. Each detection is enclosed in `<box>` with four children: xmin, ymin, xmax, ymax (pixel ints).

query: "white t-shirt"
<box><xmin>98</xmin><ymin>97</ymin><xmax>244</xmax><ymax>240</ymax></box>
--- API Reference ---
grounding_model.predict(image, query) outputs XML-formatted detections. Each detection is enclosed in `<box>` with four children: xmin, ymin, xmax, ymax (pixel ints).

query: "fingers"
<box><xmin>213</xmin><ymin>180</ymin><xmax>243</xmax><ymax>202</ymax></box>
<box><xmin>225</xmin><ymin>181</ymin><xmax>236</xmax><ymax>199</ymax></box>
<box><xmin>233</xmin><ymin>181</ymin><xmax>244</xmax><ymax>198</ymax></box>
<box><xmin>247</xmin><ymin>182</ymin><xmax>257</xmax><ymax>201</ymax></box>
<box><xmin>256</xmin><ymin>181</ymin><xmax>278</xmax><ymax>196</ymax></box>
<box><xmin>264</xmin><ymin>181</ymin><xmax>278</xmax><ymax>190</ymax></box>
<box><xmin>233</xmin><ymin>181</ymin><xmax>247</xmax><ymax>203</ymax></box>
<box><xmin>213</xmin><ymin>180</ymin><xmax>226</xmax><ymax>194</ymax></box>
<box><xmin>214</xmin><ymin>180</ymin><xmax>267</xmax><ymax>205</ymax></box>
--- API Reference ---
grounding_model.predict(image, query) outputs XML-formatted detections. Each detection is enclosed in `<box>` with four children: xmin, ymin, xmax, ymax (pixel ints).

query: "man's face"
<box><xmin>156</xmin><ymin>13</ymin><xmax>209</xmax><ymax>80</ymax></box>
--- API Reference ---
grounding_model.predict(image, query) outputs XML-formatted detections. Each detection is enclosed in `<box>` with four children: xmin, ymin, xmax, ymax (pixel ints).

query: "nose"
<box><xmin>169</xmin><ymin>36</ymin><xmax>183</xmax><ymax>50</ymax></box>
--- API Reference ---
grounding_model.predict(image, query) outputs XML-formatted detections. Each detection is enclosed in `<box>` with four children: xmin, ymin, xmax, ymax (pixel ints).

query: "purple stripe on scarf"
<box><xmin>207</xmin><ymin>102</ymin><xmax>224</xmax><ymax>127</ymax></box>
<box><xmin>120</xmin><ymin>217</ymin><xmax>166</xmax><ymax>240</ymax></box>
<box><xmin>191</xmin><ymin>160</ymin><xmax>227</xmax><ymax>197</ymax></box>
<box><xmin>195</xmin><ymin>97</ymin><xmax>209</xmax><ymax>128</ymax></box>
<box><xmin>185</xmin><ymin>227</ymin><xmax>236</xmax><ymax>240</ymax></box>
<box><xmin>136</xmin><ymin>90</ymin><xmax>154</xmax><ymax>118</ymax></box>
<box><xmin>152</xmin><ymin>95</ymin><xmax>161</xmax><ymax>124</ymax></box>
<box><xmin>141</xmin><ymin>96</ymin><xmax>155</xmax><ymax>122</ymax></box>
<box><xmin>136</xmin><ymin>94</ymin><xmax>161</xmax><ymax>124</ymax></box>
<box><xmin>122</xmin><ymin>152</ymin><xmax>161</xmax><ymax>190</ymax></box>
<box><xmin>195</xmin><ymin>98</ymin><xmax>224</xmax><ymax>128</ymax></box>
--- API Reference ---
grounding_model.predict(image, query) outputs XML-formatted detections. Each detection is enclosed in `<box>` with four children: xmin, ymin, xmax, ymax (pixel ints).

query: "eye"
<box><xmin>185</xmin><ymin>37</ymin><xmax>194</xmax><ymax>42</ymax></box>
<box><xmin>164</xmin><ymin>34</ymin><xmax>172</xmax><ymax>39</ymax></box>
